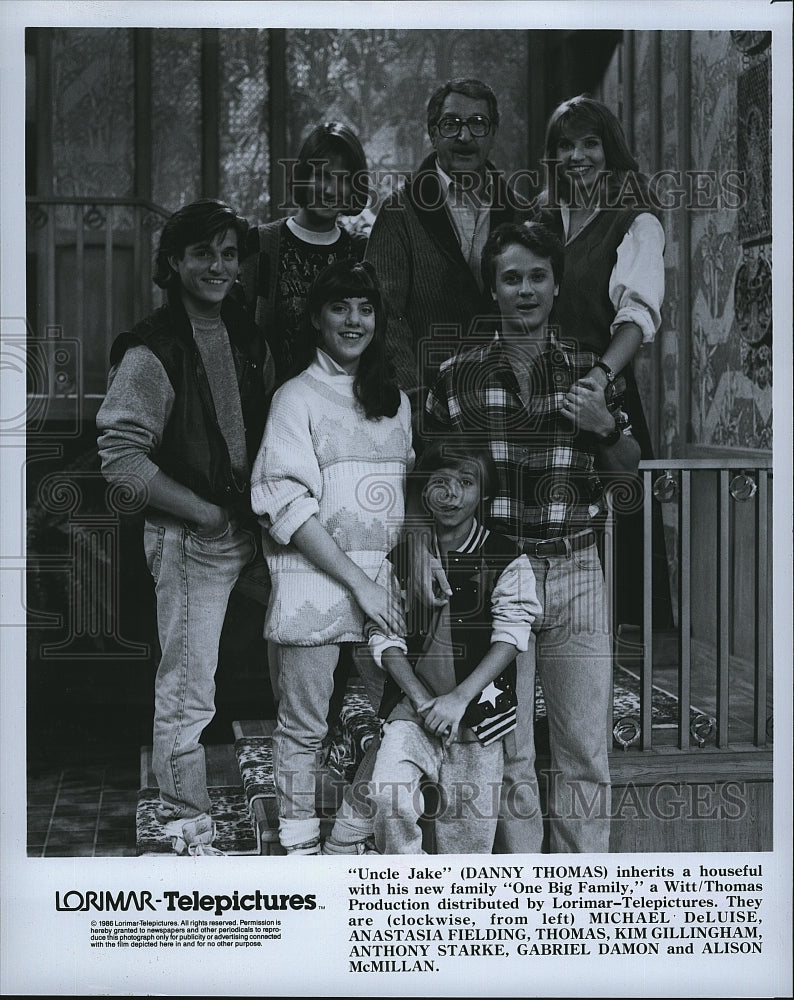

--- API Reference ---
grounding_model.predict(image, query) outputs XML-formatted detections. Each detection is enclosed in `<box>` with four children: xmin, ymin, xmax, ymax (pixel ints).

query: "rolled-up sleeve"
<box><xmin>250</xmin><ymin>383</ymin><xmax>321</xmax><ymax>544</ymax></box>
<box><xmin>609</xmin><ymin>213</ymin><xmax>665</xmax><ymax>343</ymax></box>
<box><xmin>490</xmin><ymin>554</ymin><xmax>541</xmax><ymax>651</ymax></box>
<box><xmin>364</xmin><ymin>558</ymin><xmax>408</xmax><ymax>668</ymax></box>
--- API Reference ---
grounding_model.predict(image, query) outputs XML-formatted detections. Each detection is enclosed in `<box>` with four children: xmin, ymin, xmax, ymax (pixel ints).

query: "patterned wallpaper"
<box><xmin>684</xmin><ymin>32</ymin><xmax>771</xmax><ymax>453</ymax></box>
<box><xmin>688</xmin><ymin>31</ymin><xmax>765</xmax><ymax>452</ymax></box>
<box><xmin>598</xmin><ymin>30</ymin><xmax>772</xmax><ymax>456</ymax></box>
<box><xmin>658</xmin><ymin>32</ymin><xmax>682</xmax><ymax>459</ymax></box>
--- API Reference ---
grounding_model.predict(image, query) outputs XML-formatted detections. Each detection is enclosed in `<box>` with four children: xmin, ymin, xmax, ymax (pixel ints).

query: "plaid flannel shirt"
<box><xmin>423</xmin><ymin>334</ymin><xmax>631</xmax><ymax>540</ymax></box>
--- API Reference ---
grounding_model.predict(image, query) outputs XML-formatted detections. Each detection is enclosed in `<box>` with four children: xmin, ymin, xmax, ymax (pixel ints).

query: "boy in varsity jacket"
<box><xmin>366</xmin><ymin>438</ymin><xmax>540</xmax><ymax>854</ymax></box>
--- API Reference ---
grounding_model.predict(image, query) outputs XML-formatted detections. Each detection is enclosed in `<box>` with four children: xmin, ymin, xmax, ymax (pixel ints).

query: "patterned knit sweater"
<box><xmin>250</xmin><ymin>351</ymin><xmax>414</xmax><ymax>645</ymax></box>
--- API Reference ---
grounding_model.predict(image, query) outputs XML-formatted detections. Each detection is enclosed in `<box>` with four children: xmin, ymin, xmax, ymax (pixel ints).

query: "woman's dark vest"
<box><xmin>109</xmin><ymin>290</ymin><xmax>268</xmax><ymax>514</ymax></box>
<box><xmin>542</xmin><ymin>206</ymin><xmax>642</xmax><ymax>354</ymax></box>
<box><xmin>543</xmin><ymin>206</ymin><xmax>673</xmax><ymax>629</ymax></box>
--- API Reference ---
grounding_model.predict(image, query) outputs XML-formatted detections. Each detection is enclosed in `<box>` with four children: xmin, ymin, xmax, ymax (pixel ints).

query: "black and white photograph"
<box><xmin>1</xmin><ymin>1</ymin><xmax>791</xmax><ymax>995</ymax></box>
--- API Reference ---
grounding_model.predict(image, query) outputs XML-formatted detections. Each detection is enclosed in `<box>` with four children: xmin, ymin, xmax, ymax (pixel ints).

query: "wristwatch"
<box><xmin>598</xmin><ymin>424</ymin><xmax>622</xmax><ymax>447</ymax></box>
<box><xmin>592</xmin><ymin>360</ymin><xmax>615</xmax><ymax>384</ymax></box>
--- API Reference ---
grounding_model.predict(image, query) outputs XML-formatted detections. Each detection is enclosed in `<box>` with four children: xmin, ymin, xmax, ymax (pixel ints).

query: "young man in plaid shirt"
<box><xmin>422</xmin><ymin>221</ymin><xmax>641</xmax><ymax>854</ymax></box>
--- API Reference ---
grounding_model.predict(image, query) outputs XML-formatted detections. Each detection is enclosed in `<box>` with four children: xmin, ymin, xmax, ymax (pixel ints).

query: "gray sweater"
<box><xmin>97</xmin><ymin>318</ymin><xmax>248</xmax><ymax>492</ymax></box>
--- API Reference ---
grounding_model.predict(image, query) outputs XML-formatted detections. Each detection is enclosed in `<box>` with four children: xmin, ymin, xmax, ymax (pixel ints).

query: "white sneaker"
<box><xmin>163</xmin><ymin>814</ymin><xmax>226</xmax><ymax>856</ymax></box>
<box><xmin>321</xmin><ymin>836</ymin><xmax>379</xmax><ymax>855</ymax></box>
<box><xmin>187</xmin><ymin>842</ymin><xmax>227</xmax><ymax>857</ymax></box>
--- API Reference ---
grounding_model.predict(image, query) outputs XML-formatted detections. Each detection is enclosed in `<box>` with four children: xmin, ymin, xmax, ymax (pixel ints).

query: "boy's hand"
<box><xmin>407</xmin><ymin>682</ymin><xmax>435</xmax><ymax>716</ymax></box>
<box><xmin>192</xmin><ymin>503</ymin><xmax>230</xmax><ymax>537</ymax></box>
<box><xmin>420</xmin><ymin>691</ymin><xmax>468</xmax><ymax>746</ymax></box>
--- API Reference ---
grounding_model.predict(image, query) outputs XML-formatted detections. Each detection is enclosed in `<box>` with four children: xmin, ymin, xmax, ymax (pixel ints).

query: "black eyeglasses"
<box><xmin>435</xmin><ymin>115</ymin><xmax>492</xmax><ymax>138</ymax></box>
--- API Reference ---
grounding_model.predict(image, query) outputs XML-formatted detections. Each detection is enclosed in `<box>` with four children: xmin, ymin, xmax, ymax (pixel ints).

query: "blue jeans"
<box><xmin>143</xmin><ymin>514</ymin><xmax>255</xmax><ymax>821</ymax></box>
<box><xmin>495</xmin><ymin>539</ymin><xmax>612</xmax><ymax>854</ymax></box>
<box><xmin>273</xmin><ymin>642</ymin><xmax>384</xmax><ymax>850</ymax></box>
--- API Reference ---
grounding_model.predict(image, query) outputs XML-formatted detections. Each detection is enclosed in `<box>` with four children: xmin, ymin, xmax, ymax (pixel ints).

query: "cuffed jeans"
<box><xmin>494</xmin><ymin>539</ymin><xmax>612</xmax><ymax>854</ymax></box>
<box><xmin>273</xmin><ymin>642</ymin><xmax>384</xmax><ymax>850</ymax></box>
<box><xmin>143</xmin><ymin>515</ymin><xmax>254</xmax><ymax>821</ymax></box>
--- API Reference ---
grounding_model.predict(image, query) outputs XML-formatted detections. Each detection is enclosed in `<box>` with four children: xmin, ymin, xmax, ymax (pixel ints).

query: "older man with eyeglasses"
<box><xmin>365</xmin><ymin>78</ymin><xmax>532</xmax><ymax>407</ymax></box>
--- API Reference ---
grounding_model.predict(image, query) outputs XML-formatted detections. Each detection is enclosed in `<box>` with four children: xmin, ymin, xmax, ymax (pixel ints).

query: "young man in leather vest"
<box><xmin>97</xmin><ymin>199</ymin><xmax>273</xmax><ymax>855</ymax></box>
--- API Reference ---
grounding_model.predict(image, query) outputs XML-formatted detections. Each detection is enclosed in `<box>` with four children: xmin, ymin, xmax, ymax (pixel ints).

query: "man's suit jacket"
<box><xmin>365</xmin><ymin>153</ymin><xmax>532</xmax><ymax>401</ymax></box>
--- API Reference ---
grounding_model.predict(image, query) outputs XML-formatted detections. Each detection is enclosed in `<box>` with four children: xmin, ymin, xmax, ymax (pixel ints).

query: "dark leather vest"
<box><xmin>109</xmin><ymin>290</ymin><xmax>268</xmax><ymax>514</ymax></box>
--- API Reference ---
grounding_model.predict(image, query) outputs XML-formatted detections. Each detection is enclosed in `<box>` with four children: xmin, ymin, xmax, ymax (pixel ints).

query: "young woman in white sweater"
<box><xmin>250</xmin><ymin>260</ymin><xmax>414</xmax><ymax>855</ymax></box>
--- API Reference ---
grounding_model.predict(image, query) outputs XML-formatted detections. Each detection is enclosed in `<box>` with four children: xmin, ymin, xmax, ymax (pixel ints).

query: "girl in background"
<box><xmin>241</xmin><ymin>122</ymin><xmax>371</xmax><ymax>385</ymax></box>
<box><xmin>250</xmin><ymin>260</ymin><xmax>413</xmax><ymax>855</ymax></box>
<box><xmin>241</xmin><ymin>122</ymin><xmax>372</xmax><ymax>719</ymax></box>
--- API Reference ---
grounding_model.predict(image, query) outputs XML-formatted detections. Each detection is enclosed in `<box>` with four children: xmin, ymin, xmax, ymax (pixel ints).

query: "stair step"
<box><xmin>231</xmin><ymin>722</ymin><xmax>282</xmax><ymax>855</ymax></box>
<box><xmin>326</xmin><ymin>681</ymin><xmax>382</xmax><ymax>781</ymax></box>
<box><xmin>231</xmin><ymin>722</ymin><xmax>348</xmax><ymax>855</ymax></box>
<box><xmin>135</xmin><ymin>679</ymin><xmax>386</xmax><ymax>857</ymax></box>
<box><xmin>139</xmin><ymin>742</ymin><xmax>242</xmax><ymax>789</ymax></box>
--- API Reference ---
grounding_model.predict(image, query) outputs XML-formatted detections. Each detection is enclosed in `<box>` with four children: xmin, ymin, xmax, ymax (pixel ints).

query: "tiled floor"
<box><xmin>25</xmin><ymin>694</ymin><xmax>263</xmax><ymax>858</ymax></box>
<box><xmin>27</xmin><ymin>753</ymin><xmax>141</xmax><ymax>858</ymax></box>
<box><xmin>27</xmin><ymin>736</ymin><xmax>250</xmax><ymax>858</ymax></box>
<box><xmin>26</xmin><ymin>634</ymin><xmax>772</xmax><ymax>858</ymax></box>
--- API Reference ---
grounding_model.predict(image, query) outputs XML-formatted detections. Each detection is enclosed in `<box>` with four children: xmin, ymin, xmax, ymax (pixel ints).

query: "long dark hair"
<box><xmin>291</xmin><ymin>259</ymin><xmax>400</xmax><ymax>419</ymax></box>
<box><xmin>539</xmin><ymin>95</ymin><xmax>652</xmax><ymax>210</ymax></box>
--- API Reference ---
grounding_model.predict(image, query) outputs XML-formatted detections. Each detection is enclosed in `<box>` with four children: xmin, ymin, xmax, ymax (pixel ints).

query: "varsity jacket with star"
<box><xmin>368</xmin><ymin>521</ymin><xmax>540</xmax><ymax>745</ymax></box>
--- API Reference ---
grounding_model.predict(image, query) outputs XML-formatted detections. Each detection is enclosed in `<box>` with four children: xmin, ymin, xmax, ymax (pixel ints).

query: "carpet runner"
<box><xmin>136</xmin><ymin>787</ymin><xmax>259</xmax><ymax>856</ymax></box>
<box><xmin>137</xmin><ymin>661</ymin><xmax>709</xmax><ymax>855</ymax></box>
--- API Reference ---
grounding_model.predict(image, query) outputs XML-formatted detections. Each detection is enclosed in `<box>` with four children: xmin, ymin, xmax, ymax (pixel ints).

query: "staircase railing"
<box><xmin>26</xmin><ymin>196</ymin><xmax>170</xmax><ymax>422</ymax></box>
<box><xmin>606</xmin><ymin>458</ymin><xmax>773</xmax><ymax>756</ymax></box>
